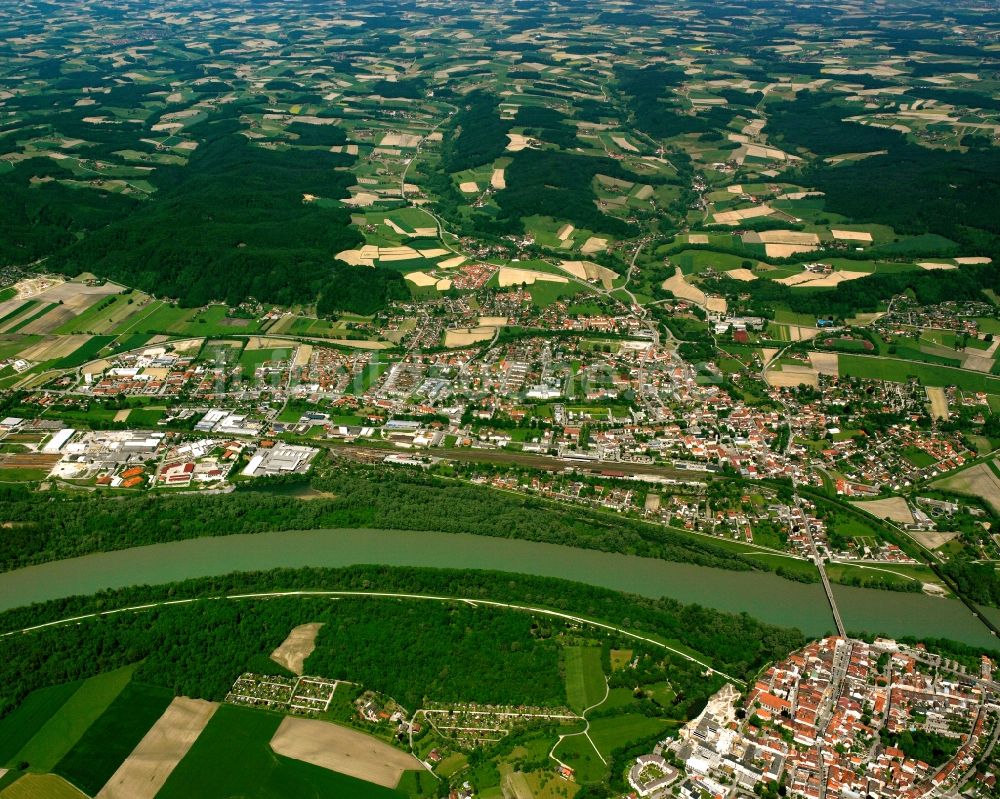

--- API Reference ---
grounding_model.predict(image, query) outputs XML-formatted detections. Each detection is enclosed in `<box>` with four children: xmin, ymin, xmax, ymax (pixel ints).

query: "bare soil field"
<box><xmin>723</xmin><ymin>268</ymin><xmax>757</xmax><ymax>281</ymax></box>
<box><xmin>765</xmin><ymin>364</ymin><xmax>819</xmax><ymax>388</ymax></box>
<box><xmin>269</xmin><ymin>717</ymin><xmax>421</xmax><ymax>788</ymax></box>
<box><xmin>934</xmin><ymin>463</ymin><xmax>1000</xmax><ymax>514</ymax></box>
<box><xmin>506</xmin><ymin>134</ymin><xmax>533</xmax><ymax>152</ymax></box>
<box><xmin>20</xmin><ymin>334</ymin><xmax>92</xmax><ymax>362</ymax></box>
<box><xmin>96</xmin><ymin>698</ymin><xmax>218</xmax><ymax>799</ymax></box>
<box><xmin>661</xmin><ymin>267</ymin><xmax>707</xmax><ymax>305</ymax></box>
<box><xmin>580</xmin><ymin>237</ymin><xmax>608</xmax><ymax>255</ymax></box>
<box><xmin>851</xmin><ymin>497</ymin><xmax>914</xmax><ymax>524</ymax></box>
<box><xmin>926</xmin><ymin>387</ymin><xmax>949</xmax><ymax>419</ymax></box>
<box><xmin>908</xmin><ymin>530</ymin><xmax>959</xmax><ymax>550</ymax></box>
<box><xmin>808</xmin><ymin>351</ymin><xmax>839</xmax><ymax>377</ymax></box>
<box><xmin>270</xmin><ymin>623</ymin><xmax>324</xmax><ymax>675</ymax></box>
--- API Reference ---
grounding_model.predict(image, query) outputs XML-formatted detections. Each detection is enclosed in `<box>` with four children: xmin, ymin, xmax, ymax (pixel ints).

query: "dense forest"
<box><xmin>766</xmin><ymin>91</ymin><xmax>1000</xmax><ymax>252</ymax></box>
<box><xmin>492</xmin><ymin>149</ymin><xmax>638</xmax><ymax>237</ymax></box>
<box><xmin>316</xmin><ymin>263</ymin><xmax>410</xmax><ymax>316</ymax></box>
<box><xmin>0</xmin><ymin>463</ymin><xmax>808</xmax><ymax>582</ymax></box>
<box><xmin>0</xmin><ymin>564</ymin><xmax>809</xmax><ymax>719</ymax></box>
<box><xmin>48</xmin><ymin>111</ymin><xmax>364</xmax><ymax>308</ymax></box>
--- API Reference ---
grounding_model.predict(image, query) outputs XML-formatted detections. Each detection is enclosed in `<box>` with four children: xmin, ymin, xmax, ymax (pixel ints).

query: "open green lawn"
<box><xmin>839</xmin><ymin>354</ymin><xmax>1000</xmax><ymax>393</ymax></box>
<box><xmin>0</xmin><ymin>683</ymin><xmax>83</xmax><ymax>766</ymax></box>
<box><xmin>563</xmin><ymin>647</ymin><xmax>605</xmax><ymax>713</ymax></box>
<box><xmin>587</xmin><ymin>714</ymin><xmax>673</xmax><ymax>760</ymax></box>
<box><xmin>11</xmin><ymin>665</ymin><xmax>136</xmax><ymax>772</ymax></box>
<box><xmin>552</xmin><ymin>733</ymin><xmax>605</xmax><ymax>783</ymax></box>
<box><xmin>157</xmin><ymin>705</ymin><xmax>406</xmax><ymax>799</ymax></box>
<box><xmin>54</xmin><ymin>682</ymin><xmax>174</xmax><ymax>796</ymax></box>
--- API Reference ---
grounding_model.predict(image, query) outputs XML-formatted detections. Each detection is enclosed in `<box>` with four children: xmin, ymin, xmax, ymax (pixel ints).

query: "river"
<box><xmin>0</xmin><ymin>528</ymin><xmax>995</xmax><ymax>648</ymax></box>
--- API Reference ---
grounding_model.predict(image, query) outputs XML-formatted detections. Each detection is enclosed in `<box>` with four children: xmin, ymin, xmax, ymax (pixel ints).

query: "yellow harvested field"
<box><xmin>580</xmin><ymin>237</ymin><xmax>608</xmax><ymax>255</ymax></box>
<box><xmin>712</xmin><ymin>204</ymin><xmax>773</xmax><ymax>225</ymax></box>
<box><xmin>611</xmin><ymin>135</ymin><xmax>639</xmax><ymax>152</ymax></box>
<box><xmin>417</xmin><ymin>249</ymin><xmax>449</xmax><ymax>258</ymax></box>
<box><xmin>776</xmin><ymin>270</ymin><xmax>867</xmax><ymax>287</ymax></box>
<box><xmin>270</xmin><ymin>622</ymin><xmax>324</xmax><ymax>675</ymax></box>
<box><xmin>113</xmin><ymin>409</ymin><xmax>131</xmax><ymax>423</ymax></box>
<box><xmin>444</xmin><ymin>326</ymin><xmax>497</xmax><ymax>347</ymax></box>
<box><xmin>755</xmin><ymin>230</ymin><xmax>821</xmax><ymax>246</ymax></box>
<box><xmin>760</xmin><ymin>347</ymin><xmax>779</xmax><ymax>366</ymax></box>
<box><xmin>478</xmin><ymin>316</ymin><xmax>508</xmax><ymax>326</ymax></box>
<box><xmin>723</xmin><ymin>268</ymin><xmax>758</xmax><ymax>281</ymax></box>
<box><xmin>491</xmin><ymin>169</ymin><xmax>506</xmax><ymax>190</ymax></box>
<box><xmin>336</xmin><ymin>249</ymin><xmax>375</xmax><ymax>267</ymax></box>
<box><xmin>557</xmin><ymin>224</ymin><xmax>574</xmax><ymax>241</ymax></box>
<box><xmin>438</xmin><ymin>255</ymin><xmax>467</xmax><ymax>269</ymax></box>
<box><xmin>706</xmin><ymin>296</ymin><xmax>728</xmax><ymax>314</ymax></box>
<box><xmin>934</xmin><ymin>462</ymin><xmax>1000</xmax><ymax>514</ymax></box>
<box><xmin>688</xmin><ymin>234</ymin><xmax>709</xmax><ymax>244</ymax></box>
<box><xmin>661</xmin><ymin>267</ymin><xmax>707</xmax><ymax>305</ymax></box>
<box><xmin>634</xmin><ymin>184</ymin><xmax>654</xmax><ymax>200</ymax></box>
<box><xmin>20</xmin><ymin>334</ymin><xmax>92</xmax><ymax>362</ymax></box>
<box><xmin>765</xmin><ymin>243</ymin><xmax>818</xmax><ymax>257</ymax></box>
<box><xmin>506</xmin><ymin>133</ymin><xmax>533</xmax><ymax>151</ymax></box>
<box><xmin>459</xmin><ymin>181</ymin><xmax>479</xmax><ymax>193</ymax></box>
<box><xmin>404</xmin><ymin>271</ymin><xmax>437</xmax><ymax>287</ymax></box>
<box><xmin>97</xmin><ymin>698</ymin><xmax>218</xmax><ymax>799</ymax></box>
<box><xmin>556</xmin><ymin>260</ymin><xmax>619</xmax><ymax>288</ymax></box>
<box><xmin>270</xmin><ymin>717</ymin><xmax>421</xmax><ymax>789</ymax></box>
<box><xmin>726</xmin><ymin>185</ymin><xmax>743</xmax><ymax>194</ymax></box>
<box><xmin>926</xmin><ymin>386</ymin><xmax>948</xmax><ymax>420</ymax></box>
<box><xmin>831</xmin><ymin>229</ymin><xmax>873</xmax><ymax>242</ymax></box>
<box><xmin>498</xmin><ymin>267</ymin><xmax>568</xmax><ymax>287</ymax></box>
<box><xmin>379</xmin><ymin>132</ymin><xmax>422</xmax><ymax>148</ymax></box>
<box><xmin>954</xmin><ymin>256</ymin><xmax>992</xmax><ymax>265</ymax></box>
<box><xmin>245</xmin><ymin>336</ymin><xmax>292</xmax><ymax>350</ymax></box>
<box><xmin>1</xmin><ymin>774</ymin><xmax>88</xmax><ymax>799</ymax></box>
<box><xmin>742</xmin><ymin>144</ymin><xmax>793</xmax><ymax>161</ymax></box>
<box><xmin>918</xmin><ymin>262</ymin><xmax>957</xmax><ymax>271</ymax></box>
<box><xmin>851</xmin><ymin>497</ymin><xmax>915</xmax><ymax>525</ymax></box>
<box><xmin>294</xmin><ymin>345</ymin><xmax>313</xmax><ymax>368</ymax></box>
<box><xmin>765</xmin><ymin>365</ymin><xmax>818</xmax><ymax>388</ymax></box>
<box><xmin>808</xmin><ymin>351</ymin><xmax>839</xmax><ymax>377</ymax></box>
<box><xmin>435</xmin><ymin>278</ymin><xmax>452</xmax><ymax>290</ymax></box>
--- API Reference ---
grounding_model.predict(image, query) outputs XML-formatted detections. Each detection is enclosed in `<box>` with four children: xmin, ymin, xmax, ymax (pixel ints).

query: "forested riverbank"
<box><xmin>0</xmin><ymin>463</ymin><xmax>813</xmax><ymax>583</ymax></box>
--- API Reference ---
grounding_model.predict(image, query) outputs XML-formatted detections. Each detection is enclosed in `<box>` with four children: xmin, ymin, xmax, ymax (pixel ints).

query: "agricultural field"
<box><xmin>156</xmin><ymin>705</ymin><xmax>406</xmax><ymax>799</ymax></box>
